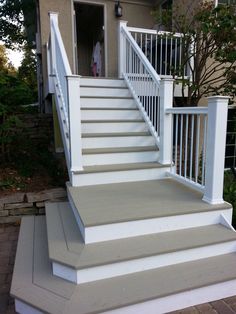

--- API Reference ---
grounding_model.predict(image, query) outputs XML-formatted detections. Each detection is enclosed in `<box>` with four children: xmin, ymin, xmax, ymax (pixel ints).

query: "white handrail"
<box><xmin>166</xmin><ymin>96</ymin><xmax>229</xmax><ymax>204</ymax></box>
<box><xmin>48</xmin><ymin>12</ymin><xmax>83</xmax><ymax>183</ymax></box>
<box><xmin>119</xmin><ymin>21</ymin><xmax>162</xmax><ymax>143</ymax></box>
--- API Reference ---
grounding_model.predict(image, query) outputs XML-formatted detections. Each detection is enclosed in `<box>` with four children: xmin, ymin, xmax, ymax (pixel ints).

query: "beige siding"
<box><xmin>38</xmin><ymin>0</ymin><xmax>156</xmax><ymax>87</ymax></box>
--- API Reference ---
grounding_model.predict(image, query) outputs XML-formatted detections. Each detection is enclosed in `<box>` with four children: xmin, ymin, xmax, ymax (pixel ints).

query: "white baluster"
<box><xmin>118</xmin><ymin>21</ymin><xmax>128</xmax><ymax>78</ymax></box>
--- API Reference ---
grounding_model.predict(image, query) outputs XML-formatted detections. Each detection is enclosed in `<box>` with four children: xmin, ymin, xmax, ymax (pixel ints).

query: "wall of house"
<box><xmin>38</xmin><ymin>0</ymin><xmax>156</xmax><ymax>88</ymax></box>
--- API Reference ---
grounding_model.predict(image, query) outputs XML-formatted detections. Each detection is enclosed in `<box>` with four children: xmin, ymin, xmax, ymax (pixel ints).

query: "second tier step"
<box><xmin>46</xmin><ymin>201</ymin><xmax>236</xmax><ymax>284</ymax></box>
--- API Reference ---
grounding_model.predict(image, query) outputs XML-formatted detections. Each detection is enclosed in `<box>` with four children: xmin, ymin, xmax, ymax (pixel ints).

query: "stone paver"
<box><xmin>1</xmin><ymin>222</ymin><xmax>236</xmax><ymax>314</ymax></box>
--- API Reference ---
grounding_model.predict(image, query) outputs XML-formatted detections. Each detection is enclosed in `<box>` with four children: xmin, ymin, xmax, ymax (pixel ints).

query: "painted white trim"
<box><xmin>84</xmin><ymin>208</ymin><xmax>232</xmax><ymax>243</ymax></box>
<box><xmin>15</xmin><ymin>300</ymin><xmax>43</xmax><ymax>314</ymax></box>
<box><xmin>71</xmin><ymin>165</ymin><xmax>169</xmax><ymax>187</ymax></box>
<box><xmin>52</xmin><ymin>240</ymin><xmax>236</xmax><ymax>284</ymax></box>
<box><xmin>220</xmin><ymin>213</ymin><xmax>236</xmax><ymax>231</ymax></box>
<box><xmin>72</xmin><ymin>0</ymin><xmax>108</xmax><ymax>77</ymax></box>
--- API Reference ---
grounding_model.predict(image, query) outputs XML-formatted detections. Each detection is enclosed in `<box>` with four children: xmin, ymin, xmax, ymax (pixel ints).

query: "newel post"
<box><xmin>202</xmin><ymin>96</ymin><xmax>229</xmax><ymax>204</ymax></box>
<box><xmin>159</xmin><ymin>78</ymin><xmax>174</xmax><ymax>165</ymax></box>
<box><xmin>48</xmin><ymin>12</ymin><xmax>59</xmax><ymax>93</ymax></box>
<box><xmin>67</xmin><ymin>75</ymin><xmax>83</xmax><ymax>177</ymax></box>
<box><xmin>118</xmin><ymin>20</ymin><xmax>128</xmax><ymax>78</ymax></box>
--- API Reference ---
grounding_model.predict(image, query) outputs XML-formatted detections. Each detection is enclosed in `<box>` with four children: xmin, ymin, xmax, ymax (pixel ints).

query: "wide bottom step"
<box><xmin>12</xmin><ymin>216</ymin><xmax>236</xmax><ymax>314</ymax></box>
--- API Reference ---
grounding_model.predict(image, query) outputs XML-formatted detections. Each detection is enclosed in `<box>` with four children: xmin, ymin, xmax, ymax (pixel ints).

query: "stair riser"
<box><xmin>81</xmin><ymin>78</ymin><xmax>126</xmax><ymax>88</ymax></box>
<box><xmin>82</xmin><ymin>122</ymin><xmax>148</xmax><ymax>134</ymax></box>
<box><xmin>82</xmin><ymin>136</ymin><xmax>155</xmax><ymax>149</ymax></box>
<box><xmin>71</xmin><ymin>167</ymin><xmax>169</xmax><ymax>187</ymax></box>
<box><xmin>75</xmin><ymin>207</ymin><xmax>232</xmax><ymax>243</ymax></box>
<box><xmin>80</xmin><ymin>87</ymin><xmax>131</xmax><ymax>98</ymax></box>
<box><xmin>82</xmin><ymin>151</ymin><xmax>159</xmax><ymax>166</ymax></box>
<box><xmin>81</xmin><ymin>110</ymin><xmax>142</xmax><ymax>121</ymax></box>
<box><xmin>52</xmin><ymin>241</ymin><xmax>236</xmax><ymax>284</ymax></box>
<box><xmin>80</xmin><ymin>98</ymin><xmax>136</xmax><ymax>109</ymax></box>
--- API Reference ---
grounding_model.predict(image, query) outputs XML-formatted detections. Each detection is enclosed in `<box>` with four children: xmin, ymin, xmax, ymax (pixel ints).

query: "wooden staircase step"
<box><xmin>46</xmin><ymin>201</ymin><xmax>236</xmax><ymax>284</ymax></box>
<box><xmin>82</xmin><ymin>146</ymin><xmax>158</xmax><ymax>154</ymax></box>
<box><xmin>82</xmin><ymin>132</ymin><xmax>151</xmax><ymax>138</ymax></box>
<box><xmin>11</xmin><ymin>216</ymin><xmax>236</xmax><ymax>314</ymax></box>
<box><xmin>67</xmin><ymin>178</ymin><xmax>232</xmax><ymax>243</ymax></box>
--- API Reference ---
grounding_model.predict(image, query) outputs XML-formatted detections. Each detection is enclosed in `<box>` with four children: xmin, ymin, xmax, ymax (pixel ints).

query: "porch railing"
<box><xmin>127</xmin><ymin>27</ymin><xmax>191</xmax><ymax>78</ymax></box>
<box><xmin>119</xmin><ymin>21</ymin><xmax>168</xmax><ymax>145</ymax></box>
<box><xmin>47</xmin><ymin>12</ymin><xmax>83</xmax><ymax>184</ymax></box>
<box><xmin>165</xmin><ymin>97</ymin><xmax>229</xmax><ymax>204</ymax></box>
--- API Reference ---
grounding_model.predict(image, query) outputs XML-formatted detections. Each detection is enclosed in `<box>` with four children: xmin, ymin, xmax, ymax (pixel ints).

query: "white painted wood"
<box><xmin>159</xmin><ymin>79</ymin><xmax>174</xmax><ymax>164</ymax></box>
<box><xmin>168</xmin><ymin>172</ymin><xmax>205</xmax><ymax>193</ymax></box>
<box><xmin>15</xmin><ymin>299</ymin><xmax>44</xmax><ymax>314</ymax></box>
<box><xmin>81</xmin><ymin>121</ymin><xmax>148</xmax><ymax>134</ymax></box>
<box><xmin>81</xmin><ymin>109</ymin><xmax>142</xmax><ymax>121</ymax></box>
<box><xmin>82</xmin><ymin>150</ymin><xmax>159</xmax><ymax>166</ymax></box>
<box><xmin>203</xmin><ymin>96</ymin><xmax>230</xmax><ymax>204</ymax></box>
<box><xmin>80</xmin><ymin>78</ymin><xmax>126</xmax><ymax>88</ymax></box>
<box><xmin>80</xmin><ymin>87</ymin><xmax>131</xmax><ymax>98</ymax></box>
<box><xmin>166</xmin><ymin>107</ymin><xmax>208</xmax><ymax>114</ymax></box>
<box><xmin>82</xmin><ymin>136</ymin><xmax>155</xmax><ymax>149</ymax></box>
<box><xmin>84</xmin><ymin>208</ymin><xmax>232</xmax><ymax>243</ymax></box>
<box><xmin>118</xmin><ymin>21</ymin><xmax>128</xmax><ymax>78</ymax></box>
<box><xmin>80</xmin><ymin>97</ymin><xmax>136</xmax><ymax>109</ymax></box>
<box><xmin>104</xmin><ymin>279</ymin><xmax>236</xmax><ymax>314</ymax></box>
<box><xmin>67</xmin><ymin>76</ymin><xmax>83</xmax><ymax>172</ymax></box>
<box><xmin>52</xmin><ymin>241</ymin><xmax>236</xmax><ymax>284</ymax></box>
<box><xmin>71</xmin><ymin>166</ymin><xmax>169</xmax><ymax>187</ymax></box>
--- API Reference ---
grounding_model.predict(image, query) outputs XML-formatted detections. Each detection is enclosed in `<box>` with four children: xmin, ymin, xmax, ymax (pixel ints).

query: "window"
<box><xmin>216</xmin><ymin>0</ymin><xmax>236</xmax><ymax>5</ymax></box>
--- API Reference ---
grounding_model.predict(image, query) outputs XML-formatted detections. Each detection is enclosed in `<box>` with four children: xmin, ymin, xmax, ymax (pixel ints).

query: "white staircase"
<box><xmin>72</xmin><ymin>77</ymin><xmax>169</xmax><ymax>187</ymax></box>
<box><xmin>11</xmin><ymin>14</ymin><xmax>236</xmax><ymax>314</ymax></box>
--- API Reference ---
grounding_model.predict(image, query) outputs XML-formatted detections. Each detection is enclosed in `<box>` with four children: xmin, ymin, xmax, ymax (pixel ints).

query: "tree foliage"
<box><xmin>152</xmin><ymin>0</ymin><xmax>236</xmax><ymax>105</ymax></box>
<box><xmin>0</xmin><ymin>0</ymin><xmax>36</xmax><ymax>48</ymax></box>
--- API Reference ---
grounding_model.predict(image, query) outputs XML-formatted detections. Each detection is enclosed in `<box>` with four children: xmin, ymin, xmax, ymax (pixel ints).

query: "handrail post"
<box><xmin>203</xmin><ymin>96</ymin><xmax>229</xmax><ymax>204</ymax></box>
<box><xmin>49</xmin><ymin>12</ymin><xmax>58</xmax><ymax>75</ymax></box>
<box><xmin>67</xmin><ymin>75</ymin><xmax>83</xmax><ymax>180</ymax></box>
<box><xmin>118</xmin><ymin>20</ymin><xmax>128</xmax><ymax>78</ymax></box>
<box><xmin>159</xmin><ymin>78</ymin><xmax>174</xmax><ymax>165</ymax></box>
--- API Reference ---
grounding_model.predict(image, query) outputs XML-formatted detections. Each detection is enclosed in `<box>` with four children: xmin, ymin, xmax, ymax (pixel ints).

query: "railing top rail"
<box><xmin>166</xmin><ymin>107</ymin><xmax>208</xmax><ymax>115</ymax></box>
<box><xmin>121</xmin><ymin>24</ymin><xmax>161</xmax><ymax>84</ymax></box>
<box><xmin>127</xmin><ymin>26</ymin><xmax>183</xmax><ymax>38</ymax></box>
<box><xmin>51</xmin><ymin>16</ymin><xmax>72</xmax><ymax>76</ymax></box>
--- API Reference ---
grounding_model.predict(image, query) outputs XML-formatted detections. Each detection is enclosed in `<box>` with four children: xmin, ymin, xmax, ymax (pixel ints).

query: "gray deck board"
<box><xmin>46</xmin><ymin>202</ymin><xmax>236</xmax><ymax>269</ymax></box>
<box><xmin>11</xmin><ymin>217</ymin><xmax>236</xmax><ymax>314</ymax></box>
<box><xmin>68</xmin><ymin>178</ymin><xmax>231</xmax><ymax>227</ymax></box>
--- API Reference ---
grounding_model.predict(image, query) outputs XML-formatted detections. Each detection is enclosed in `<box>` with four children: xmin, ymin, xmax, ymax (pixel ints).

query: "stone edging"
<box><xmin>0</xmin><ymin>188</ymin><xmax>67</xmax><ymax>223</ymax></box>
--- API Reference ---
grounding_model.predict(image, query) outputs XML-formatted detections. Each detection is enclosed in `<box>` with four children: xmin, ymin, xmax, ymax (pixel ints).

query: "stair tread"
<box><xmin>82</xmin><ymin>146</ymin><xmax>158</xmax><ymax>154</ymax></box>
<box><xmin>11</xmin><ymin>216</ymin><xmax>236</xmax><ymax>314</ymax></box>
<box><xmin>82</xmin><ymin>119</ymin><xmax>144</xmax><ymax>123</ymax></box>
<box><xmin>67</xmin><ymin>179</ymin><xmax>231</xmax><ymax>227</ymax></box>
<box><xmin>74</xmin><ymin>162</ymin><xmax>165</xmax><ymax>174</ymax></box>
<box><xmin>46</xmin><ymin>201</ymin><xmax>236</xmax><ymax>270</ymax></box>
<box><xmin>82</xmin><ymin>132</ymin><xmax>151</xmax><ymax>138</ymax></box>
<box><xmin>81</xmin><ymin>107</ymin><xmax>138</xmax><ymax>110</ymax></box>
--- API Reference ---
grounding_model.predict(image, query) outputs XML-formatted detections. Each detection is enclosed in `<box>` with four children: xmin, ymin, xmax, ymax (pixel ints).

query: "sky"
<box><xmin>7</xmin><ymin>48</ymin><xmax>23</xmax><ymax>68</ymax></box>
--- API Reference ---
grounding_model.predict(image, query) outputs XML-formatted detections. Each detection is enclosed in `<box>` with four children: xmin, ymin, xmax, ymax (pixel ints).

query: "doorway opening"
<box><xmin>74</xmin><ymin>2</ymin><xmax>105</xmax><ymax>77</ymax></box>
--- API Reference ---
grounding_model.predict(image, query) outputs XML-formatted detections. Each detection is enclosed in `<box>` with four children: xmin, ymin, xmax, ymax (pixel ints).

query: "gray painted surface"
<box><xmin>46</xmin><ymin>202</ymin><xmax>236</xmax><ymax>269</ymax></box>
<box><xmin>67</xmin><ymin>178</ymin><xmax>231</xmax><ymax>226</ymax></box>
<box><xmin>11</xmin><ymin>216</ymin><xmax>236</xmax><ymax>314</ymax></box>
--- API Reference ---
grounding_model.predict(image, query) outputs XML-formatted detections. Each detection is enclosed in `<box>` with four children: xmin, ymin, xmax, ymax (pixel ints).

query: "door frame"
<box><xmin>72</xmin><ymin>0</ymin><xmax>108</xmax><ymax>77</ymax></box>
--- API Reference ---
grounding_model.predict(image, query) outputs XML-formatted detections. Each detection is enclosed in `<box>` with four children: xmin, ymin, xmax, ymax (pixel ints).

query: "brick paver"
<box><xmin>1</xmin><ymin>222</ymin><xmax>236</xmax><ymax>314</ymax></box>
<box><xmin>0</xmin><ymin>224</ymin><xmax>19</xmax><ymax>314</ymax></box>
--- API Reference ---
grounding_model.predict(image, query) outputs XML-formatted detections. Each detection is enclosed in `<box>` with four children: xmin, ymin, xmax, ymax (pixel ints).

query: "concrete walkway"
<box><xmin>1</xmin><ymin>223</ymin><xmax>236</xmax><ymax>314</ymax></box>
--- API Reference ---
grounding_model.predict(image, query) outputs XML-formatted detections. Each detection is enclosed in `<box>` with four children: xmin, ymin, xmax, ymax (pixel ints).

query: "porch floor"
<box><xmin>68</xmin><ymin>178</ymin><xmax>231</xmax><ymax>227</ymax></box>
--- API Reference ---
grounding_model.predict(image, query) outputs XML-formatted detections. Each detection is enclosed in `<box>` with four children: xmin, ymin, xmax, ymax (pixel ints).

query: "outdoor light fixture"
<box><xmin>115</xmin><ymin>1</ymin><xmax>122</xmax><ymax>18</ymax></box>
